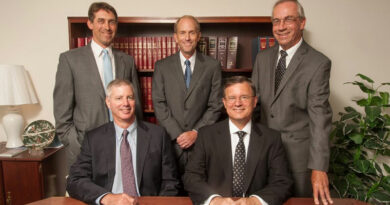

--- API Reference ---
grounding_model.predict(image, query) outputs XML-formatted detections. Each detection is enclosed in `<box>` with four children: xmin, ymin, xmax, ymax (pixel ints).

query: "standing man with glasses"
<box><xmin>54</xmin><ymin>2</ymin><xmax>142</xmax><ymax>171</ymax></box>
<box><xmin>252</xmin><ymin>0</ymin><xmax>333</xmax><ymax>204</ymax></box>
<box><xmin>184</xmin><ymin>76</ymin><xmax>292</xmax><ymax>205</ymax></box>
<box><xmin>152</xmin><ymin>15</ymin><xmax>222</xmax><ymax>180</ymax></box>
<box><xmin>67</xmin><ymin>79</ymin><xmax>180</xmax><ymax>205</ymax></box>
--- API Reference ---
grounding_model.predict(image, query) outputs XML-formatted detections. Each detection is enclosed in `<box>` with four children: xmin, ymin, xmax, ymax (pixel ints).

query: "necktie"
<box><xmin>120</xmin><ymin>129</ymin><xmax>137</xmax><ymax>196</ymax></box>
<box><xmin>275</xmin><ymin>50</ymin><xmax>288</xmax><ymax>92</ymax></box>
<box><xmin>102</xmin><ymin>49</ymin><xmax>113</xmax><ymax>121</ymax></box>
<box><xmin>184</xmin><ymin>60</ymin><xmax>191</xmax><ymax>89</ymax></box>
<box><xmin>232</xmin><ymin>131</ymin><xmax>246</xmax><ymax>197</ymax></box>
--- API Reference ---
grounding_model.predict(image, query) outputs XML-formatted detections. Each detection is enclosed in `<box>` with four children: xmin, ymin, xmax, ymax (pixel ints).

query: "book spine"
<box><xmin>147</xmin><ymin>77</ymin><xmax>153</xmax><ymax>111</ymax></box>
<box><xmin>226</xmin><ymin>36</ymin><xmax>238</xmax><ymax>69</ymax></box>
<box><xmin>138</xmin><ymin>37</ymin><xmax>143</xmax><ymax>71</ymax></box>
<box><xmin>217</xmin><ymin>36</ymin><xmax>228</xmax><ymax>68</ymax></box>
<box><xmin>208</xmin><ymin>36</ymin><xmax>218</xmax><ymax>59</ymax></box>
<box><xmin>167</xmin><ymin>36</ymin><xmax>172</xmax><ymax>57</ymax></box>
<box><xmin>162</xmin><ymin>36</ymin><xmax>167</xmax><ymax>59</ymax></box>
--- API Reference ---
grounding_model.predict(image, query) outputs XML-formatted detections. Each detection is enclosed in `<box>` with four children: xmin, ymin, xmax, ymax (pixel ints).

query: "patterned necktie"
<box><xmin>275</xmin><ymin>50</ymin><xmax>288</xmax><ymax>92</ymax></box>
<box><xmin>232</xmin><ymin>131</ymin><xmax>246</xmax><ymax>197</ymax></box>
<box><xmin>102</xmin><ymin>49</ymin><xmax>113</xmax><ymax>121</ymax></box>
<box><xmin>120</xmin><ymin>129</ymin><xmax>137</xmax><ymax>196</ymax></box>
<box><xmin>184</xmin><ymin>60</ymin><xmax>191</xmax><ymax>89</ymax></box>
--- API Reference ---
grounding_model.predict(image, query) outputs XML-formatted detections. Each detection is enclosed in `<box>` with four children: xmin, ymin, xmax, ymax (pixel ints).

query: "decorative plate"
<box><xmin>22</xmin><ymin>120</ymin><xmax>56</xmax><ymax>150</ymax></box>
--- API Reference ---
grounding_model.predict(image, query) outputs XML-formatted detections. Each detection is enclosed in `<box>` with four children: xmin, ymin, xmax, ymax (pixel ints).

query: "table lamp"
<box><xmin>0</xmin><ymin>65</ymin><xmax>38</xmax><ymax>148</ymax></box>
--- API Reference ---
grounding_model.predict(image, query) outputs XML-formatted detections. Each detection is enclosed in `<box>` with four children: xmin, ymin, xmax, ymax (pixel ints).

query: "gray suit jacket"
<box><xmin>251</xmin><ymin>40</ymin><xmax>332</xmax><ymax>172</ymax></box>
<box><xmin>152</xmin><ymin>52</ymin><xmax>223</xmax><ymax>157</ymax></box>
<box><xmin>53</xmin><ymin>44</ymin><xmax>142</xmax><ymax>168</ymax></box>
<box><xmin>67</xmin><ymin>121</ymin><xmax>180</xmax><ymax>204</ymax></box>
<box><xmin>183</xmin><ymin>119</ymin><xmax>293</xmax><ymax>205</ymax></box>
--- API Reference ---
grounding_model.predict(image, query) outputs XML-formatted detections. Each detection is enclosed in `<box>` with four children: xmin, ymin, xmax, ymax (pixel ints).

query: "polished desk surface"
<box><xmin>27</xmin><ymin>197</ymin><xmax>370</xmax><ymax>205</ymax></box>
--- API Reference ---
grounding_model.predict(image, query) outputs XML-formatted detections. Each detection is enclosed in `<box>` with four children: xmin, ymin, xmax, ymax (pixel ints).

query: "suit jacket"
<box><xmin>183</xmin><ymin>119</ymin><xmax>292</xmax><ymax>205</ymax></box>
<box><xmin>53</xmin><ymin>44</ymin><xmax>142</xmax><ymax>168</ymax></box>
<box><xmin>251</xmin><ymin>40</ymin><xmax>332</xmax><ymax>173</ymax></box>
<box><xmin>66</xmin><ymin>121</ymin><xmax>180</xmax><ymax>204</ymax></box>
<box><xmin>152</xmin><ymin>52</ymin><xmax>223</xmax><ymax>157</ymax></box>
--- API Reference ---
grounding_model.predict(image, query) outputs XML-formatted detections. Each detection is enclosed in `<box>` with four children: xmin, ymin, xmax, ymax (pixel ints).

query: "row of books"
<box><xmin>75</xmin><ymin>36</ymin><xmax>179</xmax><ymax>71</ymax></box>
<box><xmin>140</xmin><ymin>77</ymin><xmax>153</xmax><ymax>112</ymax></box>
<box><xmin>197</xmin><ymin>36</ymin><xmax>238</xmax><ymax>69</ymax></box>
<box><xmin>251</xmin><ymin>36</ymin><xmax>277</xmax><ymax>65</ymax></box>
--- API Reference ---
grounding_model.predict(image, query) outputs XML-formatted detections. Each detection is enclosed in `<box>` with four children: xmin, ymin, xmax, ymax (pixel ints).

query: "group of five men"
<box><xmin>54</xmin><ymin>0</ymin><xmax>333</xmax><ymax>205</ymax></box>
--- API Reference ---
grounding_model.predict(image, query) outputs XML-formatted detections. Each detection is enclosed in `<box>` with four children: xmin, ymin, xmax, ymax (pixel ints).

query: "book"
<box><xmin>217</xmin><ymin>36</ymin><xmax>228</xmax><ymax>68</ymax></box>
<box><xmin>0</xmin><ymin>146</ymin><xmax>27</xmax><ymax>157</ymax></box>
<box><xmin>208</xmin><ymin>36</ymin><xmax>218</xmax><ymax>59</ymax></box>
<box><xmin>197</xmin><ymin>37</ymin><xmax>208</xmax><ymax>55</ymax></box>
<box><xmin>226</xmin><ymin>36</ymin><xmax>238</xmax><ymax>69</ymax></box>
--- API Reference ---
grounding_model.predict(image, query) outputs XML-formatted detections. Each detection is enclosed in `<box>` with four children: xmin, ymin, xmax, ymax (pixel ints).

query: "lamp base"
<box><xmin>2</xmin><ymin>106</ymin><xmax>24</xmax><ymax>148</ymax></box>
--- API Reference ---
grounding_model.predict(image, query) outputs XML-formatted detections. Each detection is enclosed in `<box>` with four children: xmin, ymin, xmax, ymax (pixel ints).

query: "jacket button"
<box><xmin>270</xmin><ymin>114</ymin><xmax>274</xmax><ymax>118</ymax></box>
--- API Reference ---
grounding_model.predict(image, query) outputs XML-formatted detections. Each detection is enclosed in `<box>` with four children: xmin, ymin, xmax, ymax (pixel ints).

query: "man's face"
<box><xmin>174</xmin><ymin>17</ymin><xmax>201</xmax><ymax>58</ymax></box>
<box><xmin>223</xmin><ymin>82</ymin><xmax>257</xmax><ymax>127</ymax></box>
<box><xmin>272</xmin><ymin>1</ymin><xmax>306</xmax><ymax>50</ymax></box>
<box><xmin>106</xmin><ymin>84</ymin><xmax>136</xmax><ymax>125</ymax></box>
<box><xmin>87</xmin><ymin>9</ymin><xmax>117</xmax><ymax>48</ymax></box>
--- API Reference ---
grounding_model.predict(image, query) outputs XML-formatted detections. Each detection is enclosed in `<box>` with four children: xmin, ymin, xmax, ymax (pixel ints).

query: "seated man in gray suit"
<box><xmin>53</xmin><ymin>2</ymin><xmax>142</xmax><ymax>170</ymax></box>
<box><xmin>152</xmin><ymin>15</ymin><xmax>223</xmax><ymax>176</ymax></box>
<box><xmin>67</xmin><ymin>79</ymin><xmax>180</xmax><ymax>205</ymax></box>
<box><xmin>184</xmin><ymin>76</ymin><xmax>292</xmax><ymax>205</ymax></box>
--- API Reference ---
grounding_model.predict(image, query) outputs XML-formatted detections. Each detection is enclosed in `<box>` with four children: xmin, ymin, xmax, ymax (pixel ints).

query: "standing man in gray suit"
<box><xmin>251</xmin><ymin>1</ymin><xmax>333</xmax><ymax>205</ymax></box>
<box><xmin>152</xmin><ymin>15</ymin><xmax>223</xmax><ymax>177</ymax></box>
<box><xmin>54</xmin><ymin>2</ymin><xmax>142</xmax><ymax>170</ymax></box>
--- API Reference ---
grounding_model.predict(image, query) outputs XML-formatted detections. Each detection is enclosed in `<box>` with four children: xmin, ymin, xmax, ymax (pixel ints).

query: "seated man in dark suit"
<box><xmin>184</xmin><ymin>76</ymin><xmax>293</xmax><ymax>205</ymax></box>
<box><xmin>67</xmin><ymin>79</ymin><xmax>180</xmax><ymax>205</ymax></box>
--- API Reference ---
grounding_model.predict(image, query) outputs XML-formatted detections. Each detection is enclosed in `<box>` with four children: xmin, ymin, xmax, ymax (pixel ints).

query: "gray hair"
<box><xmin>106</xmin><ymin>79</ymin><xmax>134</xmax><ymax>97</ymax></box>
<box><xmin>272</xmin><ymin>0</ymin><xmax>305</xmax><ymax>19</ymax></box>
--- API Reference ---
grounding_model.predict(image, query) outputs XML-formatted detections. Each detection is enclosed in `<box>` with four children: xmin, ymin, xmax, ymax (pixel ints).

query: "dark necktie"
<box><xmin>232</xmin><ymin>131</ymin><xmax>246</xmax><ymax>197</ymax></box>
<box><xmin>120</xmin><ymin>129</ymin><xmax>137</xmax><ymax>196</ymax></box>
<box><xmin>275</xmin><ymin>50</ymin><xmax>288</xmax><ymax>92</ymax></box>
<box><xmin>184</xmin><ymin>60</ymin><xmax>191</xmax><ymax>89</ymax></box>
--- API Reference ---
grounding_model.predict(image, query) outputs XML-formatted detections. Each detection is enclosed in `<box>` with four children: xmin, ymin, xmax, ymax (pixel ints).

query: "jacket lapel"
<box><xmin>185</xmin><ymin>53</ymin><xmax>205</xmax><ymax>100</ymax></box>
<box><xmin>172</xmin><ymin>52</ymin><xmax>187</xmax><ymax>93</ymax></box>
<box><xmin>106</xmin><ymin>122</ymin><xmax>117</xmax><ymax>189</ymax></box>
<box><xmin>272</xmin><ymin>41</ymin><xmax>308</xmax><ymax>105</ymax></box>
<box><xmin>86</xmin><ymin>44</ymin><xmax>106</xmax><ymax>101</ymax></box>
<box><xmin>269</xmin><ymin>46</ymin><xmax>279</xmax><ymax>96</ymax></box>
<box><xmin>135</xmin><ymin>121</ymin><xmax>151</xmax><ymax>188</ymax></box>
<box><xmin>243</xmin><ymin>123</ymin><xmax>264</xmax><ymax>194</ymax></box>
<box><xmin>113</xmin><ymin>49</ymin><xmax>125</xmax><ymax>79</ymax></box>
<box><xmin>219</xmin><ymin>119</ymin><xmax>233</xmax><ymax>193</ymax></box>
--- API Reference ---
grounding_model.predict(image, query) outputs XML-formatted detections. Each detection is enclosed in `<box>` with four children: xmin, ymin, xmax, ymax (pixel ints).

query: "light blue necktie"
<box><xmin>102</xmin><ymin>49</ymin><xmax>113</xmax><ymax>121</ymax></box>
<box><xmin>184</xmin><ymin>60</ymin><xmax>191</xmax><ymax>89</ymax></box>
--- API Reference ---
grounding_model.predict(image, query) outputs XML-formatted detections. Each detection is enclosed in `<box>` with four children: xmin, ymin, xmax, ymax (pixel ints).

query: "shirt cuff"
<box><xmin>250</xmin><ymin>195</ymin><xmax>269</xmax><ymax>205</ymax></box>
<box><xmin>202</xmin><ymin>194</ymin><xmax>221</xmax><ymax>205</ymax></box>
<box><xmin>95</xmin><ymin>192</ymin><xmax>110</xmax><ymax>205</ymax></box>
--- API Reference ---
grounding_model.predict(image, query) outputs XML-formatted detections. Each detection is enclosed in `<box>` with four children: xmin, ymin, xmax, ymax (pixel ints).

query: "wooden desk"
<box><xmin>0</xmin><ymin>145</ymin><xmax>66</xmax><ymax>205</ymax></box>
<box><xmin>27</xmin><ymin>197</ymin><xmax>370</xmax><ymax>205</ymax></box>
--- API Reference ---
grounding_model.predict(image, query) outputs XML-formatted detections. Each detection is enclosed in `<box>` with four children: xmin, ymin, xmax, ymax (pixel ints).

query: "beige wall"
<box><xmin>0</xmin><ymin>0</ymin><xmax>389</xmax><ymax>141</ymax></box>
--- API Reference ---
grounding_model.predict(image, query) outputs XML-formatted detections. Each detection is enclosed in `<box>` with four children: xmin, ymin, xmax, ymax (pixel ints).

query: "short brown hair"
<box><xmin>174</xmin><ymin>15</ymin><xmax>200</xmax><ymax>33</ymax></box>
<box><xmin>88</xmin><ymin>2</ymin><xmax>118</xmax><ymax>22</ymax></box>
<box><xmin>223</xmin><ymin>76</ymin><xmax>256</xmax><ymax>97</ymax></box>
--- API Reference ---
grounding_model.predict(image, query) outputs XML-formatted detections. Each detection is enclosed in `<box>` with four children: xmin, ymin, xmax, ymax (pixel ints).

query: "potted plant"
<box><xmin>329</xmin><ymin>74</ymin><xmax>390</xmax><ymax>204</ymax></box>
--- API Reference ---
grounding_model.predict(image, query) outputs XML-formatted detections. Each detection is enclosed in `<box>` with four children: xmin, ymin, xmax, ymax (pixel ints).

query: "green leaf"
<box><xmin>345</xmin><ymin>106</ymin><xmax>357</xmax><ymax>113</ymax></box>
<box><xmin>356</xmin><ymin>73</ymin><xmax>374</xmax><ymax>83</ymax></box>
<box><xmin>349</xmin><ymin>81</ymin><xmax>375</xmax><ymax>94</ymax></box>
<box><xmin>381</xmin><ymin>82</ymin><xmax>390</xmax><ymax>86</ymax></box>
<box><xmin>380</xmin><ymin>92</ymin><xmax>389</xmax><ymax>105</ymax></box>
<box><xmin>381</xmin><ymin>149</ymin><xmax>390</xmax><ymax>156</ymax></box>
<box><xmin>332</xmin><ymin>177</ymin><xmax>349</xmax><ymax>197</ymax></box>
<box><xmin>364</xmin><ymin>138</ymin><xmax>383</xmax><ymax>149</ymax></box>
<box><xmin>343</xmin><ymin>124</ymin><xmax>358</xmax><ymax>136</ymax></box>
<box><xmin>370</xmin><ymin>96</ymin><xmax>383</xmax><ymax>106</ymax></box>
<box><xmin>353</xmin><ymin>147</ymin><xmax>361</xmax><ymax>161</ymax></box>
<box><xmin>340</xmin><ymin>111</ymin><xmax>360</xmax><ymax>122</ymax></box>
<box><xmin>356</xmin><ymin>99</ymin><xmax>368</xmax><ymax>106</ymax></box>
<box><xmin>349</xmin><ymin>133</ymin><xmax>363</xmax><ymax>144</ymax></box>
<box><xmin>372</xmin><ymin>191</ymin><xmax>390</xmax><ymax>203</ymax></box>
<box><xmin>375</xmin><ymin>163</ymin><xmax>383</xmax><ymax>176</ymax></box>
<box><xmin>384</xmin><ymin>163</ymin><xmax>390</xmax><ymax>174</ymax></box>
<box><xmin>346</xmin><ymin>173</ymin><xmax>363</xmax><ymax>186</ymax></box>
<box><xmin>365</xmin><ymin>106</ymin><xmax>381</xmax><ymax>122</ymax></box>
<box><xmin>354</xmin><ymin>160</ymin><xmax>371</xmax><ymax>173</ymax></box>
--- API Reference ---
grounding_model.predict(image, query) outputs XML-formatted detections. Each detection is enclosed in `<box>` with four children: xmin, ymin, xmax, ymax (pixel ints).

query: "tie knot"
<box><xmin>122</xmin><ymin>129</ymin><xmax>129</xmax><ymax>138</ymax></box>
<box><xmin>280</xmin><ymin>50</ymin><xmax>287</xmax><ymax>58</ymax></box>
<box><xmin>185</xmin><ymin>59</ymin><xmax>191</xmax><ymax>67</ymax></box>
<box><xmin>236</xmin><ymin>131</ymin><xmax>246</xmax><ymax>140</ymax></box>
<box><xmin>102</xmin><ymin>49</ymin><xmax>109</xmax><ymax>55</ymax></box>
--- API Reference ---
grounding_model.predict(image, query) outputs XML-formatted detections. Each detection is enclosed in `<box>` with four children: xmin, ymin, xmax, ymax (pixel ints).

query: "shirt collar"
<box><xmin>113</xmin><ymin>120</ymin><xmax>137</xmax><ymax>141</ymax></box>
<box><xmin>279</xmin><ymin>37</ymin><xmax>303</xmax><ymax>57</ymax></box>
<box><xmin>228</xmin><ymin>119</ymin><xmax>251</xmax><ymax>136</ymax></box>
<box><xmin>179</xmin><ymin>50</ymin><xmax>196</xmax><ymax>67</ymax></box>
<box><xmin>91</xmin><ymin>39</ymin><xmax>113</xmax><ymax>58</ymax></box>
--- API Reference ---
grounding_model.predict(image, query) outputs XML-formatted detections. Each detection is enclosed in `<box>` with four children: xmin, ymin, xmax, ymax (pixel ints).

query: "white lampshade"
<box><xmin>0</xmin><ymin>65</ymin><xmax>38</xmax><ymax>105</ymax></box>
<box><xmin>0</xmin><ymin>65</ymin><xmax>38</xmax><ymax>148</ymax></box>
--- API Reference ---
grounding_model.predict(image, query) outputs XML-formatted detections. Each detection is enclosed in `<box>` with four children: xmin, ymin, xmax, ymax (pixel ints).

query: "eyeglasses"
<box><xmin>271</xmin><ymin>16</ymin><xmax>300</xmax><ymax>26</ymax></box>
<box><xmin>225</xmin><ymin>95</ymin><xmax>254</xmax><ymax>103</ymax></box>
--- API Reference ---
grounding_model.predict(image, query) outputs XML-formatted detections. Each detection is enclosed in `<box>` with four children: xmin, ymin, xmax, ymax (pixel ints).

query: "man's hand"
<box><xmin>176</xmin><ymin>130</ymin><xmax>197</xmax><ymax>149</ymax></box>
<box><xmin>234</xmin><ymin>197</ymin><xmax>262</xmax><ymax>205</ymax></box>
<box><xmin>210</xmin><ymin>196</ymin><xmax>235</xmax><ymax>205</ymax></box>
<box><xmin>100</xmin><ymin>193</ymin><xmax>137</xmax><ymax>205</ymax></box>
<box><xmin>312</xmin><ymin>170</ymin><xmax>333</xmax><ymax>205</ymax></box>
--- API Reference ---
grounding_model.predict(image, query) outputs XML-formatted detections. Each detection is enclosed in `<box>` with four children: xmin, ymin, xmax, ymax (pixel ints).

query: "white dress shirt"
<box><xmin>179</xmin><ymin>51</ymin><xmax>196</xmax><ymax>74</ymax></box>
<box><xmin>277</xmin><ymin>37</ymin><xmax>303</xmax><ymax>68</ymax></box>
<box><xmin>90</xmin><ymin>40</ymin><xmax>116</xmax><ymax>86</ymax></box>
